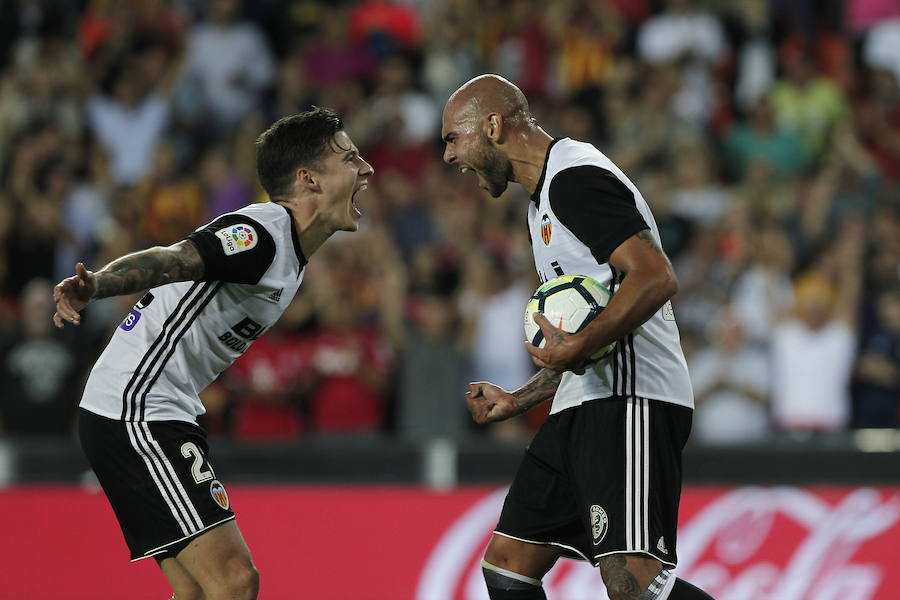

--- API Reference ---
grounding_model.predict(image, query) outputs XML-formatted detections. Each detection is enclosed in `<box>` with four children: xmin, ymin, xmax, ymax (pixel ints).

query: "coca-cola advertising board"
<box><xmin>2</xmin><ymin>485</ymin><xmax>898</xmax><ymax>599</ymax></box>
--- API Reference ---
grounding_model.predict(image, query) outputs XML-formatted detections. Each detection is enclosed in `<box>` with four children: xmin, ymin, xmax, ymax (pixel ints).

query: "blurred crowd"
<box><xmin>0</xmin><ymin>0</ymin><xmax>898</xmax><ymax>445</ymax></box>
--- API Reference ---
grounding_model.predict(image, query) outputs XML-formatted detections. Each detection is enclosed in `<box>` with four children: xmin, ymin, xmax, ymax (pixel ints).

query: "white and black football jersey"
<box><xmin>81</xmin><ymin>202</ymin><xmax>306</xmax><ymax>423</ymax></box>
<box><xmin>528</xmin><ymin>138</ymin><xmax>693</xmax><ymax>413</ymax></box>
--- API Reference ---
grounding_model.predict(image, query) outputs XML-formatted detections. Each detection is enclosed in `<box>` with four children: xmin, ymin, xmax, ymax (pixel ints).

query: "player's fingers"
<box><xmin>524</xmin><ymin>341</ymin><xmax>546</xmax><ymax>360</ymax></box>
<box><xmin>57</xmin><ymin>299</ymin><xmax>80</xmax><ymax>324</ymax></box>
<box><xmin>532</xmin><ymin>312</ymin><xmax>560</xmax><ymax>336</ymax></box>
<box><xmin>76</xmin><ymin>262</ymin><xmax>90</xmax><ymax>280</ymax></box>
<box><xmin>467</xmin><ymin>383</ymin><xmax>483</xmax><ymax>398</ymax></box>
<box><xmin>52</xmin><ymin>312</ymin><xmax>64</xmax><ymax>328</ymax></box>
<box><xmin>529</xmin><ymin>354</ymin><xmax>550</xmax><ymax>369</ymax></box>
<box><xmin>56</xmin><ymin>294</ymin><xmax>76</xmax><ymax>319</ymax></box>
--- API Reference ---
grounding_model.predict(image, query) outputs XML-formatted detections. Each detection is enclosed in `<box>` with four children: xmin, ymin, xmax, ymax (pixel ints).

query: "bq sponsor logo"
<box><xmin>119</xmin><ymin>292</ymin><xmax>155</xmax><ymax>331</ymax></box>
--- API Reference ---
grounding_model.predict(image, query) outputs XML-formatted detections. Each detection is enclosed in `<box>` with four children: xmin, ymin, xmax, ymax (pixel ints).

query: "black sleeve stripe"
<box><xmin>548</xmin><ymin>165</ymin><xmax>649</xmax><ymax>263</ymax></box>
<box><xmin>186</xmin><ymin>214</ymin><xmax>276</xmax><ymax>284</ymax></box>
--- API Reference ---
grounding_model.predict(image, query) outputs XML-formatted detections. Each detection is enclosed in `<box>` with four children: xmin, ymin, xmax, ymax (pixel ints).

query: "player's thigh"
<box><xmin>175</xmin><ymin>520</ymin><xmax>257</xmax><ymax>592</ymax></box>
<box><xmin>484</xmin><ymin>533</ymin><xmax>562</xmax><ymax>579</ymax></box>
<box><xmin>597</xmin><ymin>553</ymin><xmax>662</xmax><ymax>595</ymax></box>
<box><xmin>159</xmin><ymin>557</ymin><xmax>204</xmax><ymax>600</ymax></box>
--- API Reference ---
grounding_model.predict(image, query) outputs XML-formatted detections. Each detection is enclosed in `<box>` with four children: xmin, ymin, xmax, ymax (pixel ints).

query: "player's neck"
<box><xmin>278</xmin><ymin>198</ymin><xmax>332</xmax><ymax>258</ymax></box>
<box><xmin>507</xmin><ymin>127</ymin><xmax>554</xmax><ymax>196</ymax></box>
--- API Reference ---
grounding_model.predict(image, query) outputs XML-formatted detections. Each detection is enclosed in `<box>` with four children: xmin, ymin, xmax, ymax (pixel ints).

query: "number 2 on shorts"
<box><xmin>181</xmin><ymin>441</ymin><xmax>215</xmax><ymax>484</ymax></box>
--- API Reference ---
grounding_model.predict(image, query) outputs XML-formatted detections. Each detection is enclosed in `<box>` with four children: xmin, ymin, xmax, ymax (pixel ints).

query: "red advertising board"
<box><xmin>1</xmin><ymin>485</ymin><xmax>899</xmax><ymax>599</ymax></box>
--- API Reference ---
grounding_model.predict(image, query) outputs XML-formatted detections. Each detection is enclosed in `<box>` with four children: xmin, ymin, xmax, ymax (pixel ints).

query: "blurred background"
<box><xmin>0</xmin><ymin>0</ymin><xmax>899</xmax><ymax>598</ymax></box>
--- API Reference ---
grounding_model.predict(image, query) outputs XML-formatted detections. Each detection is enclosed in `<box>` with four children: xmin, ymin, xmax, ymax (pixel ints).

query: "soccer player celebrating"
<box><xmin>442</xmin><ymin>75</ymin><xmax>713</xmax><ymax>600</ymax></box>
<box><xmin>53</xmin><ymin>107</ymin><xmax>373</xmax><ymax>600</ymax></box>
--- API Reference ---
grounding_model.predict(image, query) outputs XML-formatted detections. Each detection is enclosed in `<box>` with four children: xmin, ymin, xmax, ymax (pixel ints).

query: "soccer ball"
<box><xmin>524</xmin><ymin>275</ymin><xmax>614</xmax><ymax>363</ymax></box>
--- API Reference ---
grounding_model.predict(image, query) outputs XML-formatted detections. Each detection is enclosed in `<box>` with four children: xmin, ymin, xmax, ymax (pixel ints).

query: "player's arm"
<box><xmin>53</xmin><ymin>240</ymin><xmax>204</xmax><ymax>328</ymax></box>
<box><xmin>528</xmin><ymin>231</ymin><xmax>678</xmax><ymax>371</ymax></box>
<box><xmin>526</xmin><ymin>165</ymin><xmax>677</xmax><ymax>371</ymax></box>
<box><xmin>466</xmin><ymin>368</ymin><xmax>562</xmax><ymax>424</ymax></box>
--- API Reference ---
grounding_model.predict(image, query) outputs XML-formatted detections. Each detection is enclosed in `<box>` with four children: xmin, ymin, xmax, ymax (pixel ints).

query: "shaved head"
<box><xmin>441</xmin><ymin>74</ymin><xmax>546</xmax><ymax>198</ymax></box>
<box><xmin>444</xmin><ymin>74</ymin><xmax>533</xmax><ymax>130</ymax></box>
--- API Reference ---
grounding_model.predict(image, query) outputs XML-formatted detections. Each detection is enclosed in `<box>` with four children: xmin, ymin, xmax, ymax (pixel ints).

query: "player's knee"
<box><xmin>227</xmin><ymin>561</ymin><xmax>259</xmax><ymax>599</ymax></box>
<box><xmin>209</xmin><ymin>558</ymin><xmax>258</xmax><ymax>600</ymax></box>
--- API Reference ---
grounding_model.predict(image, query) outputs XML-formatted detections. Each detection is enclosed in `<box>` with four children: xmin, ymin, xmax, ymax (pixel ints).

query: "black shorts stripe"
<box><xmin>609</xmin><ymin>267</ymin><xmax>620</xmax><ymax>394</ymax></box>
<box><xmin>629</xmin><ymin>334</ymin><xmax>637</xmax><ymax>400</ymax></box>
<box><xmin>137</xmin><ymin>282</ymin><xmax>223</xmax><ymax>419</ymax></box>
<box><xmin>121</xmin><ymin>282</ymin><xmax>204</xmax><ymax>420</ymax></box>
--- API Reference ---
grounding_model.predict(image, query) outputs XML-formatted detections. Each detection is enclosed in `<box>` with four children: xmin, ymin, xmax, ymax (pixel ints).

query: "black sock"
<box><xmin>485</xmin><ymin>586</ymin><xmax>547</xmax><ymax>600</ymax></box>
<box><xmin>668</xmin><ymin>577</ymin><xmax>715</xmax><ymax>600</ymax></box>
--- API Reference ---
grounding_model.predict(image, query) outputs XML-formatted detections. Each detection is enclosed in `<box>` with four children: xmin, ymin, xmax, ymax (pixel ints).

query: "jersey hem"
<box><xmin>79</xmin><ymin>405</ymin><xmax>199</xmax><ymax>425</ymax></box>
<box><xmin>549</xmin><ymin>393</ymin><xmax>693</xmax><ymax>415</ymax></box>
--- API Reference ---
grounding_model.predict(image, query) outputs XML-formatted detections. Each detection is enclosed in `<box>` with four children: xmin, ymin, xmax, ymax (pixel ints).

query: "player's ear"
<box><xmin>296</xmin><ymin>167</ymin><xmax>320</xmax><ymax>192</ymax></box>
<box><xmin>485</xmin><ymin>113</ymin><xmax>503</xmax><ymax>143</ymax></box>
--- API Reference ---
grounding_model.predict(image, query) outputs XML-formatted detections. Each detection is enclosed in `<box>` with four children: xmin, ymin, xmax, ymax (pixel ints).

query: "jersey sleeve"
<box><xmin>548</xmin><ymin>165</ymin><xmax>649</xmax><ymax>263</ymax></box>
<box><xmin>186</xmin><ymin>213</ymin><xmax>276</xmax><ymax>284</ymax></box>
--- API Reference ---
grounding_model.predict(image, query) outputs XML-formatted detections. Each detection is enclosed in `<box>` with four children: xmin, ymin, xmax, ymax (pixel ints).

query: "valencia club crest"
<box><xmin>540</xmin><ymin>214</ymin><xmax>552</xmax><ymax>245</ymax></box>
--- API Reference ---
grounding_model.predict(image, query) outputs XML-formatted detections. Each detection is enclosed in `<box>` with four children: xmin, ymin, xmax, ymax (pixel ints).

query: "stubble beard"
<box><xmin>476</xmin><ymin>135</ymin><xmax>512</xmax><ymax>198</ymax></box>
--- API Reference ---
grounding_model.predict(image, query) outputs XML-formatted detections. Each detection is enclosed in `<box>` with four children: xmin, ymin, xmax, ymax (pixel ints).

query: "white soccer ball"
<box><xmin>524</xmin><ymin>275</ymin><xmax>614</xmax><ymax>362</ymax></box>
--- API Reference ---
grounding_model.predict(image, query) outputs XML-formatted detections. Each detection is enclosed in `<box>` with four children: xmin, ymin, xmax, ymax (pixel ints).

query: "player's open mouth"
<box><xmin>351</xmin><ymin>182</ymin><xmax>367</xmax><ymax>217</ymax></box>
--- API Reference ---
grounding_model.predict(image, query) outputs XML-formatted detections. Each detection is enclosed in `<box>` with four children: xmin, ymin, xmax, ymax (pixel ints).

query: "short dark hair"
<box><xmin>255</xmin><ymin>107</ymin><xmax>344</xmax><ymax>202</ymax></box>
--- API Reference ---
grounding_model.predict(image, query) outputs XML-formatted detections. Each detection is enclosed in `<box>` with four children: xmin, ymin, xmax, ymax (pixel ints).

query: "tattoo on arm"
<box><xmin>510</xmin><ymin>368</ymin><xmax>563</xmax><ymax>414</ymax></box>
<box><xmin>93</xmin><ymin>241</ymin><xmax>205</xmax><ymax>300</ymax></box>
<box><xmin>598</xmin><ymin>555</ymin><xmax>642</xmax><ymax>600</ymax></box>
<box><xmin>635</xmin><ymin>230</ymin><xmax>664</xmax><ymax>255</ymax></box>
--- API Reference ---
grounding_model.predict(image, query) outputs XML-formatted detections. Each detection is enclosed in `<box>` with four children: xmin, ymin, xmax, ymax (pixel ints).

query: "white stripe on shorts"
<box><xmin>126</xmin><ymin>422</ymin><xmax>203</xmax><ymax>534</ymax></box>
<box><xmin>625</xmin><ymin>397</ymin><xmax>650</xmax><ymax>552</ymax></box>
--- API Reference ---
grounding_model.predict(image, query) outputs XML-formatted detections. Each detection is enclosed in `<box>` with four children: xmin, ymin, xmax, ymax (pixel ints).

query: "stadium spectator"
<box><xmin>86</xmin><ymin>54</ymin><xmax>173</xmax><ymax>185</ymax></box>
<box><xmin>729</xmin><ymin>223</ymin><xmax>795</xmax><ymax>345</ymax></box>
<box><xmin>768</xmin><ymin>45</ymin><xmax>851</xmax><ymax>160</ymax></box>
<box><xmin>300</xmin><ymin>9</ymin><xmax>377</xmax><ymax>90</ymax></box>
<box><xmin>636</xmin><ymin>0</ymin><xmax>728</xmax><ymax>126</ymax></box>
<box><xmin>0</xmin><ymin>278</ymin><xmax>81</xmax><ymax>435</ymax></box>
<box><xmin>853</xmin><ymin>286</ymin><xmax>900</xmax><ymax>428</ymax></box>
<box><xmin>724</xmin><ymin>97</ymin><xmax>810</xmax><ymax>181</ymax></box>
<box><xmin>862</xmin><ymin>16</ymin><xmax>900</xmax><ymax>86</ymax></box>
<box><xmin>771</xmin><ymin>224</ymin><xmax>864</xmax><ymax>433</ymax></box>
<box><xmin>668</xmin><ymin>140</ymin><xmax>731</xmax><ymax>227</ymax></box>
<box><xmin>139</xmin><ymin>139</ymin><xmax>205</xmax><ymax>245</ymax></box>
<box><xmin>690</xmin><ymin>309</ymin><xmax>770</xmax><ymax>444</ymax></box>
<box><xmin>180</xmin><ymin>0</ymin><xmax>275</xmax><ymax>130</ymax></box>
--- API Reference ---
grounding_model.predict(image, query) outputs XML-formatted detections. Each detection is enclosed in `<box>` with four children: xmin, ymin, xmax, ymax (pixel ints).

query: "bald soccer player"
<box><xmin>442</xmin><ymin>75</ymin><xmax>714</xmax><ymax>600</ymax></box>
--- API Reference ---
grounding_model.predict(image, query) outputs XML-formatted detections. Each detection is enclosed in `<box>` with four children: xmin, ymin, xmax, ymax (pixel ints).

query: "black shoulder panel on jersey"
<box><xmin>548</xmin><ymin>165</ymin><xmax>649</xmax><ymax>263</ymax></box>
<box><xmin>186</xmin><ymin>214</ymin><xmax>276</xmax><ymax>284</ymax></box>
